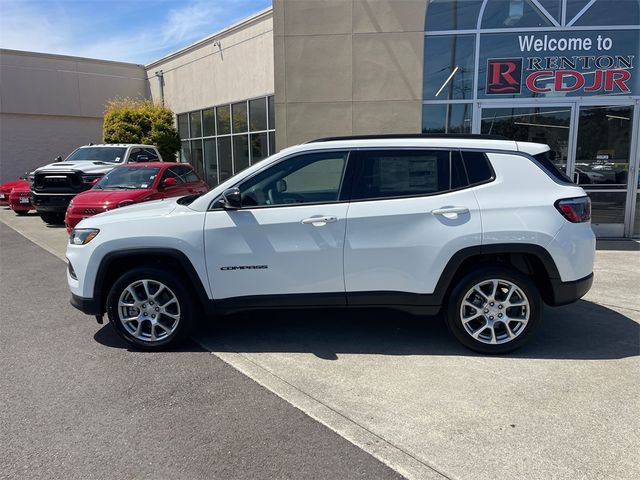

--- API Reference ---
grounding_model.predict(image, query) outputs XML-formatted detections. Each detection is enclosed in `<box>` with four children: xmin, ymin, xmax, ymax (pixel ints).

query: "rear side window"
<box><xmin>352</xmin><ymin>150</ymin><xmax>466</xmax><ymax>200</ymax></box>
<box><xmin>532</xmin><ymin>150</ymin><xmax>572</xmax><ymax>184</ymax></box>
<box><xmin>461</xmin><ymin>151</ymin><xmax>494</xmax><ymax>184</ymax></box>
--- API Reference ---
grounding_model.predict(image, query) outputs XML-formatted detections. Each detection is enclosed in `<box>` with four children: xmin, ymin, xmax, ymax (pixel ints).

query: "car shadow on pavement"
<box><xmin>199</xmin><ymin>300</ymin><xmax>639</xmax><ymax>360</ymax></box>
<box><xmin>94</xmin><ymin>323</ymin><xmax>206</xmax><ymax>353</ymax></box>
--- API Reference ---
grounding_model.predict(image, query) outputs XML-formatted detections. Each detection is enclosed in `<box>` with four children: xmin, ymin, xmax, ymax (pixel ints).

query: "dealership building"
<box><xmin>0</xmin><ymin>0</ymin><xmax>639</xmax><ymax>237</ymax></box>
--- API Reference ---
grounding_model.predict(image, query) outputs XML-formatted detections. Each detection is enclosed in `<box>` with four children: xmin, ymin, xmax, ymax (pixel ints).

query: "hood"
<box><xmin>72</xmin><ymin>189</ymin><xmax>150</xmax><ymax>208</ymax></box>
<box><xmin>75</xmin><ymin>197</ymin><xmax>181</xmax><ymax>229</ymax></box>
<box><xmin>34</xmin><ymin>161</ymin><xmax>118</xmax><ymax>175</ymax></box>
<box><xmin>0</xmin><ymin>179</ymin><xmax>29</xmax><ymax>191</ymax></box>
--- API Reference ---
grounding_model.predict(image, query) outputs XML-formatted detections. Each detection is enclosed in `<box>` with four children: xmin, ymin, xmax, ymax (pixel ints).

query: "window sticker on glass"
<box><xmin>115</xmin><ymin>157</ymin><xmax>121</xmax><ymax>162</ymax></box>
<box><xmin>141</xmin><ymin>184</ymin><xmax>148</xmax><ymax>188</ymax></box>
<box><xmin>379</xmin><ymin>157</ymin><xmax>438</xmax><ymax>193</ymax></box>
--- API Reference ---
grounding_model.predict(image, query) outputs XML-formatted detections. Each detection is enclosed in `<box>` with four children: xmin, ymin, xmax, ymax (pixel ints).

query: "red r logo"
<box><xmin>487</xmin><ymin>59</ymin><xmax>523</xmax><ymax>94</ymax></box>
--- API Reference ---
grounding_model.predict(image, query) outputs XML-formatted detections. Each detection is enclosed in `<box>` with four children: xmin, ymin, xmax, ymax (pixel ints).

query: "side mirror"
<box><xmin>161</xmin><ymin>177</ymin><xmax>178</xmax><ymax>188</ymax></box>
<box><xmin>55</xmin><ymin>156</ymin><xmax>63</xmax><ymax>162</ymax></box>
<box><xmin>220</xmin><ymin>187</ymin><xmax>242</xmax><ymax>209</ymax></box>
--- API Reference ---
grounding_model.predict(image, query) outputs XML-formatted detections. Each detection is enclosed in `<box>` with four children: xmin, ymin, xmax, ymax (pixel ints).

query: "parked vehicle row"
<box><xmin>1</xmin><ymin>143</ymin><xmax>209</xmax><ymax>231</ymax></box>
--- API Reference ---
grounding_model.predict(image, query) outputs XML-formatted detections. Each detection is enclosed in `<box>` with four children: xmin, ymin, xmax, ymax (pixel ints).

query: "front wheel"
<box><xmin>106</xmin><ymin>267</ymin><xmax>196</xmax><ymax>350</ymax></box>
<box><xmin>445</xmin><ymin>267</ymin><xmax>541</xmax><ymax>354</ymax></box>
<box><xmin>40</xmin><ymin>212</ymin><xmax>65</xmax><ymax>224</ymax></box>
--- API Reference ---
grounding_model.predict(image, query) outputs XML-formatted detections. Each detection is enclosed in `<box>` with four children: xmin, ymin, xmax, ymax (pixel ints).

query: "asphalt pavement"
<box><xmin>0</xmin><ymin>222</ymin><xmax>403</xmax><ymax>480</ymax></box>
<box><xmin>1</xmin><ymin>207</ymin><xmax>639</xmax><ymax>480</ymax></box>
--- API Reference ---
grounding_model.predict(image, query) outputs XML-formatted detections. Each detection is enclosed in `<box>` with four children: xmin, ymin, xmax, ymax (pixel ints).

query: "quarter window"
<box><xmin>239</xmin><ymin>152</ymin><xmax>349</xmax><ymax>207</ymax></box>
<box><xmin>351</xmin><ymin>150</ymin><xmax>467</xmax><ymax>200</ymax></box>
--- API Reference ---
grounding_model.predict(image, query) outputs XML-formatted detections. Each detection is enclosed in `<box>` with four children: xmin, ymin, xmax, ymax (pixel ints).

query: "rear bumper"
<box><xmin>70</xmin><ymin>293</ymin><xmax>103</xmax><ymax>315</ymax></box>
<box><xmin>548</xmin><ymin>273</ymin><xmax>593</xmax><ymax>306</ymax></box>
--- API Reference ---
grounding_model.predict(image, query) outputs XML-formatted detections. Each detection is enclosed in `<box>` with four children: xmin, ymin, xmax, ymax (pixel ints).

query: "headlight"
<box><xmin>69</xmin><ymin>228</ymin><xmax>100</xmax><ymax>245</ymax></box>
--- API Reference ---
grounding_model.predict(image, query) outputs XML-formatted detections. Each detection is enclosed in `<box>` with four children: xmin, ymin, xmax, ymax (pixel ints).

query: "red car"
<box><xmin>65</xmin><ymin>162</ymin><xmax>209</xmax><ymax>233</ymax></box>
<box><xmin>0</xmin><ymin>179</ymin><xmax>29</xmax><ymax>207</ymax></box>
<box><xmin>8</xmin><ymin>183</ymin><xmax>33</xmax><ymax>215</ymax></box>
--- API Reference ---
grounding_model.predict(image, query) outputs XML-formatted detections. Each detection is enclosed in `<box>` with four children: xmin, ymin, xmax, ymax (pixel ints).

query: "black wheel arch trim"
<box><xmin>92</xmin><ymin>248</ymin><xmax>215</xmax><ymax>316</ymax></box>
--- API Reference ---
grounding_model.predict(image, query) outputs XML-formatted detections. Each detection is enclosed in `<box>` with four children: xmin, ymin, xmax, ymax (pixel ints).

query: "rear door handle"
<box><xmin>301</xmin><ymin>215</ymin><xmax>338</xmax><ymax>225</ymax></box>
<box><xmin>431</xmin><ymin>206</ymin><xmax>469</xmax><ymax>216</ymax></box>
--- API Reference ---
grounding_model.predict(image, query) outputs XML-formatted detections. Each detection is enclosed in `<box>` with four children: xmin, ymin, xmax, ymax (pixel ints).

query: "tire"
<box><xmin>40</xmin><ymin>212</ymin><xmax>65</xmax><ymax>224</ymax></box>
<box><xmin>106</xmin><ymin>267</ymin><xmax>196</xmax><ymax>350</ymax></box>
<box><xmin>15</xmin><ymin>210</ymin><xmax>29</xmax><ymax>216</ymax></box>
<box><xmin>445</xmin><ymin>266</ymin><xmax>541</xmax><ymax>354</ymax></box>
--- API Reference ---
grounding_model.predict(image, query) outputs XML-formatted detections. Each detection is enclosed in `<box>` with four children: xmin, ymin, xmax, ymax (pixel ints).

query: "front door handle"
<box><xmin>431</xmin><ymin>206</ymin><xmax>469</xmax><ymax>216</ymax></box>
<box><xmin>301</xmin><ymin>215</ymin><xmax>338</xmax><ymax>226</ymax></box>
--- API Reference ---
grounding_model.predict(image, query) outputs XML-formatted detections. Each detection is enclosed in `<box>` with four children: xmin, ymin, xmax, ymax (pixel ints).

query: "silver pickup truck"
<box><xmin>30</xmin><ymin>144</ymin><xmax>163</xmax><ymax>224</ymax></box>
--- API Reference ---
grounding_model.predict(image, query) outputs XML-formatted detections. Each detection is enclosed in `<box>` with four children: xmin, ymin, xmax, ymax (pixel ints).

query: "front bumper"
<box><xmin>70</xmin><ymin>293</ymin><xmax>103</xmax><ymax>315</ymax></box>
<box><xmin>548</xmin><ymin>273</ymin><xmax>593</xmax><ymax>306</ymax></box>
<box><xmin>31</xmin><ymin>193</ymin><xmax>74</xmax><ymax>213</ymax></box>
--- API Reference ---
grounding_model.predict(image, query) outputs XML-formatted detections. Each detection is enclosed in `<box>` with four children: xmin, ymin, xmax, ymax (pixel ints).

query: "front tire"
<box><xmin>445</xmin><ymin>266</ymin><xmax>541</xmax><ymax>354</ymax></box>
<box><xmin>106</xmin><ymin>267</ymin><xmax>196</xmax><ymax>350</ymax></box>
<box><xmin>40</xmin><ymin>212</ymin><xmax>65</xmax><ymax>224</ymax></box>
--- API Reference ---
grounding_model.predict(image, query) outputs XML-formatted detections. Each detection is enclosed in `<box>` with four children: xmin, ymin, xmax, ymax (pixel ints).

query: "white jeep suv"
<box><xmin>67</xmin><ymin>135</ymin><xmax>595</xmax><ymax>354</ymax></box>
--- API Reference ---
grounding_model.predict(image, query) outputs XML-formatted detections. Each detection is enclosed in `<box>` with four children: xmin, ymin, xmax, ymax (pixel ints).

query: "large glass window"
<box><xmin>204</xmin><ymin>138</ymin><xmax>218</xmax><ymax>185</ymax></box>
<box><xmin>481</xmin><ymin>0</ymin><xmax>552</xmax><ymax>28</ymax></box>
<box><xmin>575</xmin><ymin>105</ymin><xmax>633</xmax><ymax>187</ymax></box>
<box><xmin>232</xmin><ymin>102</ymin><xmax>248</xmax><ymax>133</ymax></box>
<box><xmin>423</xmin><ymin>35</ymin><xmax>475</xmax><ymax>100</ymax></box>
<box><xmin>422</xmin><ymin>103</ymin><xmax>472</xmax><ymax>133</ymax></box>
<box><xmin>176</xmin><ymin>95</ymin><xmax>275</xmax><ymax>187</ymax></box>
<box><xmin>189</xmin><ymin>111</ymin><xmax>202</xmax><ymax>138</ymax></box>
<box><xmin>480</xmin><ymin>106</ymin><xmax>571</xmax><ymax>171</ymax></box>
<box><xmin>425</xmin><ymin>0</ymin><xmax>484</xmax><ymax>31</ymax></box>
<box><xmin>203</xmin><ymin>108</ymin><xmax>215</xmax><ymax>137</ymax></box>
<box><xmin>568</xmin><ymin>0</ymin><xmax>640</xmax><ymax>26</ymax></box>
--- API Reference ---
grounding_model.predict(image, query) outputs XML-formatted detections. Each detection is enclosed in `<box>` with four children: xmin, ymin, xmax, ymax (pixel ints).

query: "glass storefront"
<box><xmin>177</xmin><ymin>95</ymin><xmax>276</xmax><ymax>187</ymax></box>
<box><xmin>423</xmin><ymin>0</ymin><xmax>640</xmax><ymax>237</ymax></box>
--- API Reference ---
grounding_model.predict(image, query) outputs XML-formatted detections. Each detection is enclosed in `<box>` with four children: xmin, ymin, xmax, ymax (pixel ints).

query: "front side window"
<box><xmin>351</xmin><ymin>150</ymin><xmax>466</xmax><ymax>200</ymax></box>
<box><xmin>239</xmin><ymin>151</ymin><xmax>348</xmax><ymax>207</ymax></box>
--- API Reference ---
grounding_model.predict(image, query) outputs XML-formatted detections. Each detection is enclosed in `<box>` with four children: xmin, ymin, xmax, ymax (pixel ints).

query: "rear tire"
<box><xmin>15</xmin><ymin>210</ymin><xmax>29</xmax><ymax>216</ymax></box>
<box><xmin>106</xmin><ymin>267</ymin><xmax>196</xmax><ymax>350</ymax></box>
<box><xmin>445</xmin><ymin>266</ymin><xmax>541</xmax><ymax>354</ymax></box>
<box><xmin>40</xmin><ymin>212</ymin><xmax>65</xmax><ymax>224</ymax></box>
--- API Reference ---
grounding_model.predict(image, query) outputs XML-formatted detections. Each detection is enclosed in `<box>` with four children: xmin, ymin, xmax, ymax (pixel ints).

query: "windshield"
<box><xmin>66</xmin><ymin>147</ymin><xmax>127</xmax><ymax>163</ymax></box>
<box><xmin>95</xmin><ymin>166</ymin><xmax>160</xmax><ymax>190</ymax></box>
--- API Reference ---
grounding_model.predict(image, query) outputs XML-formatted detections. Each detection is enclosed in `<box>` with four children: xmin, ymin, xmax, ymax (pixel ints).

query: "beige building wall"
<box><xmin>273</xmin><ymin>0</ymin><xmax>427</xmax><ymax>148</ymax></box>
<box><xmin>146</xmin><ymin>9</ymin><xmax>274</xmax><ymax>115</ymax></box>
<box><xmin>0</xmin><ymin>49</ymin><xmax>147</xmax><ymax>182</ymax></box>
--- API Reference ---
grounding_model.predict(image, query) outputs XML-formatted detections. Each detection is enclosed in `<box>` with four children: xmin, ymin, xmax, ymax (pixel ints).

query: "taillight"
<box><xmin>555</xmin><ymin>196</ymin><xmax>591</xmax><ymax>223</ymax></box>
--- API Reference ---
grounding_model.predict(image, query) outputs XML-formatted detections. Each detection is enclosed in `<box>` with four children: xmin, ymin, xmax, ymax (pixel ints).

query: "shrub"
<box><xmin>103</xmin><ymin>99</ymin><xmax>181</xmax><ymax>161</ymax></box>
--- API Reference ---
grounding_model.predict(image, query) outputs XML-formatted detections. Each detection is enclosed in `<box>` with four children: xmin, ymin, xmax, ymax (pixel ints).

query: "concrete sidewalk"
<box><xmin>2</xmin><ymin>206</ymin><xmax>639</xmax><ymax>480</ymax></box>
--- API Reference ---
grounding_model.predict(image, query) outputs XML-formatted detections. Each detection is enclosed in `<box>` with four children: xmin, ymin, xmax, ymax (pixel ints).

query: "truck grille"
<box><xmin>34</xmin><ymin>172</ymin><xmax>84</xmax><ymax>193</ymax></box>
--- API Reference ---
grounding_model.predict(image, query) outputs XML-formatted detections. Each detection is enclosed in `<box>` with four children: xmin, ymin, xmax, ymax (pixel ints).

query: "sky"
<box><xmin>0</xmin><ymin>0</ymin><xmax>272</xmax><ymax>64</ymax></box>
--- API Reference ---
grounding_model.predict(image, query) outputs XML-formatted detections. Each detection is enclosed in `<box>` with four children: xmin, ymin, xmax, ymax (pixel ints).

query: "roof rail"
<box><xmin>307</xmin><ymin>133</ymin><xmax>509</xmax><ymax>143</ymax></box>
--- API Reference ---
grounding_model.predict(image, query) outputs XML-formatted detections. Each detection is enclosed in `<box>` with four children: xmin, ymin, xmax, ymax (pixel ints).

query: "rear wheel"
<box><xmin>106</xmin><ymin>267</ymin><xmax>196</xmax><ymax>350</ymax></box>
<box><xmin>445</xmin><ymin>266</ymin><xmax>541</xmax><ymax>354</ymax></box>
<box><xmin>15</xmin><ymin>210</ymin><xmax>29</xmax><ymax>216</ymax></box>
<box><xmin>40</xmin><ymin>212</ymin><xmax>65</xmax><ymax>224</ymax></box>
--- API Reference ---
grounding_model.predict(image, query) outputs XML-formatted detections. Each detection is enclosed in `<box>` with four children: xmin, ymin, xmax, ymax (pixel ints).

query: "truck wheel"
<box><xmin>106</xmin><ymin>267</ymin><xmax>196</xmax><ymax>350</ymax></box>
<box><xmin>40</xmin><ymin>212</ymin><xmax>65</xmax><ymax>224</ymax></box>
<box><xmin>445</xmin><ymin>266</ymin><xmax>541</xmax><ymax>354</ymax></box>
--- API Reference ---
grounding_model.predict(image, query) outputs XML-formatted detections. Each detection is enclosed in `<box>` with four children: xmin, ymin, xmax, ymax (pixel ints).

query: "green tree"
<box><xmin>103</xmin><ymin>98</ymin><xmax>181</xmax><ymax>161</ymax></box>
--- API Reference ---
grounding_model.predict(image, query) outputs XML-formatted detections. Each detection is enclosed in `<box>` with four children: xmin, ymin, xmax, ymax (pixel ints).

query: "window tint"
<box><xmin>461</xmin><ymin>151</ymin><xmax>494</xmax><ymax>184</ymax></box>
<box><xmin>532</xmin><ymin>150</ymin><xmax>573</xmax><ymax>184</ymax></box>
<box><xmin>352</xmin><ymin>150</ymin><xmax>466</xmax><ymax>200</ymax></box>
<box><xmin>239</xmin><ymin>151</ymin><xmax>348</xmax><ymax>207</ymax></box>
<box><xmin>161</xmin><ymin>167</ymin><xmax>184</xmax><ymax>184</ymax></box>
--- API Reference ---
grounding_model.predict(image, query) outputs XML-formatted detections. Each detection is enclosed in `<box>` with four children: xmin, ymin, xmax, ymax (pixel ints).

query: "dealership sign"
<box><xmin>483</xmin><ymin>32</ymin><xmax>637</xmax><ymax>97</ymax></box>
